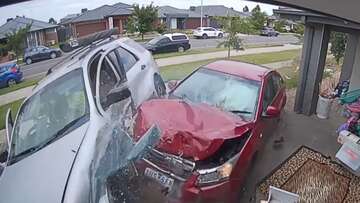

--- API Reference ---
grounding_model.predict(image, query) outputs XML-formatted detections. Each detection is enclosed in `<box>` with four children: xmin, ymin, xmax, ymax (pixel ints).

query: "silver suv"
<box><xmin>0</xmin><ymin>31</ymin><xmax>164</xmax><ymax>203</ymax></box>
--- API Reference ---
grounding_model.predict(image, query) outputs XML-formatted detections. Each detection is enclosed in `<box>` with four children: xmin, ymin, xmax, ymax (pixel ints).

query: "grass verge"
<box><xmin>0</xmin><ymin>79</ymin><xmax>39</xmax><ymax>96</ymax></box>
<box><xmin>0</xmin><ymin>99</ymin><xmax>24</xmax><ymax>130</ymax></box>
<box><xmin>160</xmin><ymin>49</ymin><xmax>301</xmax><ymax>81</ymax></box>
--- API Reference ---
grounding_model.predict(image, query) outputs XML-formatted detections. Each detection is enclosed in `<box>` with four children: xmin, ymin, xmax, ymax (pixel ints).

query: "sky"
<box><xmin>0</xmin><ymin>0</ymin><xmax>278</xmax><ymax>24</ymax></box>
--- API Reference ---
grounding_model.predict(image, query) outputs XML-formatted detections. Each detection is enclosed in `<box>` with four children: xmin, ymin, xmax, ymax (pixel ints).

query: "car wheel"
<box><xmin>154</xmin><ymin>74</ymin><xmax>166</xmax><ymax>97</ymax></box>
<box><xmin>202</xmin><ymin>34</ymin><xmax>208</xmax><ymax>39</ymax></box>
<box><xmin>268</xmin><ymin>33</ymin><xmax>271</xmax><ymax>37</ymax></box>
<box><xmin>7</xmin><ymin>78</ymin><xmax>16</xmax><ymax>87</ymax></box>
<box><xmin>50</xmin><ymin>52</ymin><xmax>56</xmax><ymax>59</ymax></box>
<box><xmin>218</xmin><ymin>33</ymin><xmax>223</xmax><ymax>38</ymax></box>
<box><xmin>178</xmin><ymin>46</ymin><xmax>185</xmax><ymax>52</ymax></box>
<box><xmin>25</xmin><ymin>58</ymin><xmax>32</xmax><ymax>65</ymax></box>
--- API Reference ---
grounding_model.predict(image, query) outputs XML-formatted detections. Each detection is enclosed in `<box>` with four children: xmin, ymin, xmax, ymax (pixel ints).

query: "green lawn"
<box><xmin>0</xmin><ymin>79</ymin><xmax>39</xmax><ymax>96</ymax></box>
<box><xmin>277</xmin><ymin>66</ymin><xmax>299</xmax><ymax>89</ymax></box>
<box><xmin>160</xmin><ymin>49</ymin><xmax>301</xmax><ymax>81</ymax></box>
<box><xmin>153</xmin><ymin>47</ymin><xmax>227</xmax><ymax>59</ymax></box>
<box><xmin>0</xmin><ymin>99</ymin><xmax>24</xmax><ymax>130</ymax></box>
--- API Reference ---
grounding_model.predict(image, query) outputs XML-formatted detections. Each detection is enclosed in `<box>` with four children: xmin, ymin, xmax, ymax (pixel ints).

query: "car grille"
<box><xmin>143</xmin><ymin>149</ymin><xmax>196</xmax><ymax>181</ymax></box>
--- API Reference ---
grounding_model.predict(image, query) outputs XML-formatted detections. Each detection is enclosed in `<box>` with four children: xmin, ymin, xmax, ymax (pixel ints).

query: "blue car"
<box><xmin>0</xmin><ymin>62</ymin><xmax>23</xmax><ymax>88</ymax></box>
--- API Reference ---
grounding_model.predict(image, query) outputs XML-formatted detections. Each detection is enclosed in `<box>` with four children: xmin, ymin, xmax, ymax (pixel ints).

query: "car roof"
<box><xmin>203</xmin><ymin>60</ymin><xmax>270</xmax><ymax>81</ymax></box>
<box><xmin>164</xmin><ymin>33</ymin><xmax>187</xmax><ymax>37</ymax></box>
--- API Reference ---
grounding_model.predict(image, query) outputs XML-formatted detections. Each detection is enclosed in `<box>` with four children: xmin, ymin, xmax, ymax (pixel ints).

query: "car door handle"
<box><xmin>141</xmin><ymin>65</ymin><xmax>146</xmax><ymax>70</ymax></box>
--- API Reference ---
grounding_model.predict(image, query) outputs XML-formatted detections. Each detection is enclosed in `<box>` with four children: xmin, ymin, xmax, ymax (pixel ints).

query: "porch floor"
<box><xmin>239</xmin><ymin>90</ymin><xmax>346</xmax><ymax>202</ymax></box>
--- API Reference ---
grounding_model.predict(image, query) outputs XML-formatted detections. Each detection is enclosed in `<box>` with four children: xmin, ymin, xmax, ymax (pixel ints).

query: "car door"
<box><xmin>31</xmin><ymin>48</ymin><xmax>41</xmax><ymax>60</ymax></box>
<box><xmin>94</xmin><ymin>52</ymin><xmax>123</xmax><ymax>115</ymax></box>
<box><xmin>209</xmin><ymin>28</ymin><xmax>217</xmax><ymax>37</ymax></box>
<box><xmin>0</xmin><ymin>67</ymin><xmax>7</xmax><ymax>87</ymax></box>
<box><xmin>156</xmin><ymin>38</ymin><xmax>172</xmax><ymax>53</ymax></box>
<box><xmin>259</xmin><ymin>73</ymin><xmax>278</xmax><ymax>138</ymax></box>
<box><xmin>115</xmin><ymin>46</ymin><xmax>148</xmax><ymax>106</ymax></box>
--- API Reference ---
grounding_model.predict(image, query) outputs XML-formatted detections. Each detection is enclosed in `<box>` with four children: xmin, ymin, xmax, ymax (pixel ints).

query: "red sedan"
<box><xmin>132</xmin><ymin>60</ymin><xmax>286</xmax><ymax>202</ymax></box>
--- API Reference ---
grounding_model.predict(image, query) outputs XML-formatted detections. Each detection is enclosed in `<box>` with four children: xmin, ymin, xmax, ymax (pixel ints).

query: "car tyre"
<box><xmin>154</xmin><ymin>74</ymin><xmax>166</xmax><ymax>97</ymax></box>
<box><xmin>25</xmin><ymin>58</ymin><xmax>32</xmax><ymax>65</ymax></box>
<box><xmin>178</xmin><ymin>46</ymin><xmax>185</xmax><ymax>52</ymax></box>
<box><xmin>50</xmin><ymin>52</ymin><xmax>57</xmax><ymax>59</ymax></box>
<box><xmin>218</xmin><ymin>33</ymin><xmax>223</xmax><ymax>38</ymax></box>
<box><xmin>202</xmin><ymin>34</ymin><xmax>208</xmax><ymax>39</ymax></box>
<box><xmin>7</xmin><ymin>78</ymin><xmax>16</xmax><ymax>87</ymax></box>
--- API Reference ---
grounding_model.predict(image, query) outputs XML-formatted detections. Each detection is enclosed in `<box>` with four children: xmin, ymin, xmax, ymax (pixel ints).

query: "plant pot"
<box><xmin>316</xmin><ymin>95</ymin><xmax>332</xmax><ymax>119</ymax></box>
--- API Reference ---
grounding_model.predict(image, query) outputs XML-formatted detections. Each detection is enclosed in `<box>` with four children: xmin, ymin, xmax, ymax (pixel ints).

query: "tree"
<box><xmin>274</xmin><ymin>20</ymin><xmax>286</xmax><ymax>32</ymax></box>
<box><xmin>249</xmin><ymin>5</ymin><xmax>267</xmax><ymax>31</ymax></box>
<box><xmin>48</xmin><ymin>17</ymin><xmax>57</xmax><ymax>24</ymax></box>
<box><xmin>128</xmin><ymin>3</ymin><xmax>158</xmax><ymax>40</ymax></box>
<box><xmin>6</xmin><ymin>24</ymin><xmax>31</xmax><ymax>62</ymax></box>
<box><xmin>243</xmin><ymin>6</ymin><xmax>249</xmax><ymax>12</ymax></box>
<box><xmin>216</xmin><ymin>16</ymin><xmax>250</xmax><ymax>59</ymax></box>
<box><xmin>330</xmin><ymin>32</ymin><xmax>347</xmax><ymax>64</ymax></box>
<box><xmin>155</xmin><ymin>22</ymin><xmax>167</xmax><ymax>34</ymax></box>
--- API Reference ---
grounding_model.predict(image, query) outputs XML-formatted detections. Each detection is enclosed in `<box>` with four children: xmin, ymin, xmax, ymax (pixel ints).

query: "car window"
<box><xmin>262</xmin><ymin>75</ymin><xmax>277</xmax><ymax>113</ymax></box>
<box><xmin>172</xmin><ymin>35</ymin><xmax>187</xmax><ymax>40</ymax></box>
<box><xmin>116</xmin><ymin>47</ymin><xmax>137</xmax><ymax>72</ymax></box>
<box><xmin>98</xmin><ymin>58</ymin><xmax>119</xmax><ymax>111</ymax></box>
<box><xmin>158</xmin><ymin>38</ymin><xmax>171</xmax><ymax>44</ymax></box>
<box><xmin>107</xmin><ymin>51</ymin><xmax>126</xmax><ymax>82</ymax></box>
<box><xmin>204</xmin><ymin>28</ymin><xmax>212</xmax><ymax>31</ymax></box>
<box><xmin>10</xmin><ymin>69</ymin><xmax>89</xmax><ymax>161</ymax></box>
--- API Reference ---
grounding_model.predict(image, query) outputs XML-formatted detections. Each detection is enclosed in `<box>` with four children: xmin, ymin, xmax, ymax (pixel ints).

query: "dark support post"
<box><xmin>340</xmin><ymin>33</ymin><xmax>359</xmax><ymax>82</ymax></box>
<box><xmin>294</xmin><ymin>23</ymin><xmax>330</xmax><ymax>115</ymax></box>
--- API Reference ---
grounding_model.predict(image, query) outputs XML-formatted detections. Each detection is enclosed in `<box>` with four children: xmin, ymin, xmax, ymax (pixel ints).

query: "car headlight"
<box><xmin>196</xmin><ymin>153</ymin><xmax>240</xmax><ymax>186</ymax></box>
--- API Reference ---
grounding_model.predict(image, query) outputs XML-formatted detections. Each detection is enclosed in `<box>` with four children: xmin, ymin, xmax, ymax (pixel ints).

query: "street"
<box><xmin>190</xmin><ymin>34</ymin><xmax>299</xmax><ymax>49</ymax></box>
<box><xmin>21</xmin><ymin>34</ymin><xmax>299</xmax><ymax>80</ymax></box>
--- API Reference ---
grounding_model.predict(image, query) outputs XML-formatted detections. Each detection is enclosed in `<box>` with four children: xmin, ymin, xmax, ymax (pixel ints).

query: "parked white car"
<box><xmin>0</xmin><ymin>31</ymin><xmax>165</xmax><ymax>203</ymax></box>
<box><xmin>193</xmin><ymin>27</ymin><xmax>224</xmax><ymax>39</ymax></box>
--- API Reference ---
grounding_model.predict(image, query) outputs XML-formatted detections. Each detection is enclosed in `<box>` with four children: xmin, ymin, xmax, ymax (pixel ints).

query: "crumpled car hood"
<box><xmin>134</xmin><ymin>99</ymin><xmax>252</xmax><ymax>160</ymax></box>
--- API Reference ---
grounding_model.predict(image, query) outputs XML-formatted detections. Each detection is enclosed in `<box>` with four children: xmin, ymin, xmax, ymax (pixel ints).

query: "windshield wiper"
<box><xmin>9</xmin><ymin>115</ymin><xmax>88</xmax><ymax>164</ymax></box>
<box><xmin>229</xmin><ymin>110</ymin><xmax>252</xmax><ymax>114</ymax></box>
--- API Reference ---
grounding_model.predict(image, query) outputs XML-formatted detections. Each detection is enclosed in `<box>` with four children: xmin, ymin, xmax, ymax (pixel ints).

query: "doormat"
<box><xmin>257</xmin><ymin>146</ymin><xmax>360</xmax><ymax>203</ymax></box>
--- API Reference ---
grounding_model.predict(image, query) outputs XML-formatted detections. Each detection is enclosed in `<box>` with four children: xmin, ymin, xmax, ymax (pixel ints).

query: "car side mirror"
<box><xmin>264</xmin><ymin>106</ymin><xmax>280</xmax><ymax>118</ymax></box>
<box><xmin>167</xmin><ymin>80</ymin><xmax>178</xmax><ymax>91</ymax></box>
<box><xmin>106</xmin><ymin>84</ymin><xmax>132</xmax><ymax>106</ymax></box>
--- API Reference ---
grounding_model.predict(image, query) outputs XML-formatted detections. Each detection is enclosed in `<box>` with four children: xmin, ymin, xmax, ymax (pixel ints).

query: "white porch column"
<box><xmin>108</xmin><ymin>17</ymin><xmax>114</xmax><ymax>29</ymax></box>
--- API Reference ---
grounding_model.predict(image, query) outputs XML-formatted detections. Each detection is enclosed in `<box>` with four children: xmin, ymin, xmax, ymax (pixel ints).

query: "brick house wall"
<box><xmin>184</xmin><ymin>18</ymin><xmax>208</xmax><ymax>29</ymax></box>
<box><xmin>73</xmin><ymin>20</ymin><xmax>107</xmax><ymax>37</ymax></box>
<box><xmin>44</xmin><ymin>28</ymin><xmax>58</xmax><ymax>44</ymax></box>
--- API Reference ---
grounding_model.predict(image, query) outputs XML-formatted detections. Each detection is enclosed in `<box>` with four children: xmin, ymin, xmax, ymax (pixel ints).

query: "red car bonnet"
<box><xmin>133</xmin><ymin>99</ymin><xmax>252</xmax><ymax>161</ymax></box>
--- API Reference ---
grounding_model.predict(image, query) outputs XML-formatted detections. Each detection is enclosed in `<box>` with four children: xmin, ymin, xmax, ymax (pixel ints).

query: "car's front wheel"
<box><xmin>50</xmin><ymin>52</ymin><xmax>57</xmax><ymax>59</ymax></box>
<box><xmin>178</xmin><ymin>46</ymin><xmax>184</xmax><ymax>52</ymax></box>
<box><xmin>154</xmin><ymin>74</ymin><xmax>166</xmax><ymax>97</ymax></box>
<box><xmin>218</xmin><ymin>33</ymin><xmax>223</xmax><ymax>38</ymax></box>
<box><xmin>25</xmin><ymin>58</ymin><xmax>32</xmax><ymax>65</ymax></box>
<box><xmin>7</xmin><ymin>78</ymin><xmax>16</xmax><ymax>87</ymax></box>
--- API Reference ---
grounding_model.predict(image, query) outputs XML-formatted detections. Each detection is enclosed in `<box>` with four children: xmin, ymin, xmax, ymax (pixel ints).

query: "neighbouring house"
<box><xmin>61</xmin><ymin>2</ymin><xmax>132</xmax><ymax>38</ymax></box>
<box><xmin>0</xmin><ymin>16</ymin><xmax>59</xmax><ymax>48</ymax></box>
<box><xmin>157</xmin><ymin>6</ymin><xmax>203</xmax><ymax>30</ymax></box>
<box><xmin>157</xmin><ymin>5</ymin><xmax>249</xmax><ymax>30</ymax></box>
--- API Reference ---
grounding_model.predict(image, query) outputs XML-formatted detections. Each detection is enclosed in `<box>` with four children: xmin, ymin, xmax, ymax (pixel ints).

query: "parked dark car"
<box><xmin>145</xmin><ymin>33</ymin><xmax>191</xmax><ymax>54</ymax></box>
<box><xmin>0</xmin><ymin>61</ymin><xmax>22</xmax><ymax>88</ymax></box>
<box><xmin>24</xmin><ymin>46</ymin><xmax>62</xmax><ymax>65</ymax></box>
<box><xmin>260</xmin><ymin>27</ymin><xmax>279</xmax><ymax>37</ymax></box>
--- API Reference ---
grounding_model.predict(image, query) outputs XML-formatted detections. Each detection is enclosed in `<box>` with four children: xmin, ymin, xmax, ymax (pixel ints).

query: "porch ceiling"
<box><xmin>253</xmin><ymin>0</ymin><xmax>360</xmax><ymax>24</ymax></box>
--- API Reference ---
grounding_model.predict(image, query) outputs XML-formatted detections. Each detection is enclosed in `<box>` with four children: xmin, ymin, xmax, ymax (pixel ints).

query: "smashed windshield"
<box><xmin>10</xmin><ymin>69</ymin><xmax>89</xmax><ymax>162</ymax></box>
<box><xmin>172</xmin><ymin>68</ymin><xmax>261</xmax><ymax>120</ymax></box>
